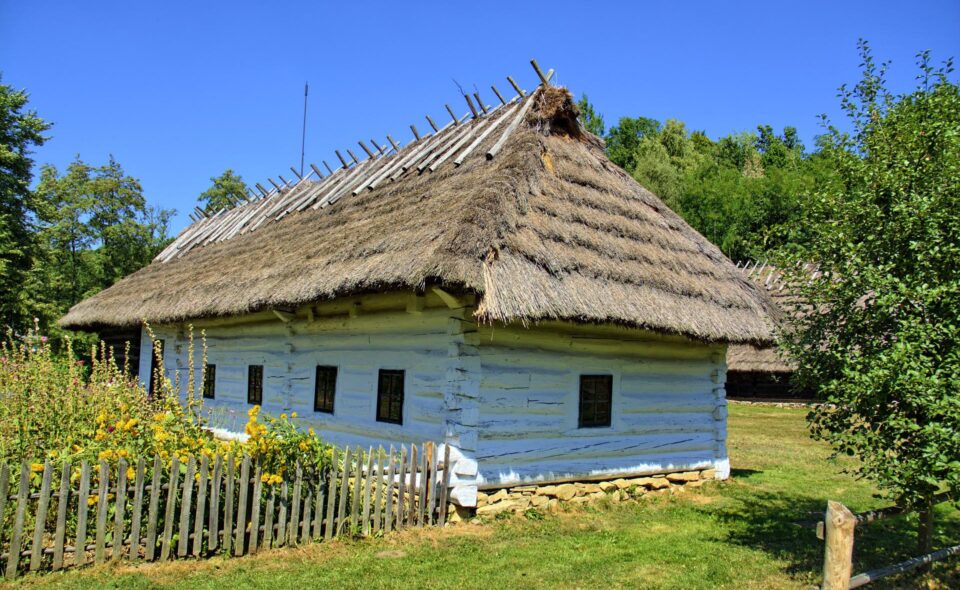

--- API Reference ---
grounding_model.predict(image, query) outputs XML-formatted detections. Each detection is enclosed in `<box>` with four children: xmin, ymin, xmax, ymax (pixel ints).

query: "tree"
<box><xmin>778</xmin><ymin>43</ymin><xmax>960</xmax><ymax>553</ymax></box>
<box><xmin>576</xmin><ymin>94</ymin><xmax>606</xmax><ymax>137</ymax></box>
<box><xmin>605</xmin><ymin>116</ymin><xmax>661</xmax><ymax>171</ymax></box>
<box><xmin>0</xmin><ymin>74</ymin><xmax>51</xmax><ymax>330</ymax></box>
<box><xmin>32</xmin><ymin>157</ymin><xmax>173</xmax><ymax>331</ymax></box>
<box><xmin>198</xmin><ymin>169</ymin><xmax>249</xmax><ymax>212</ymax></box>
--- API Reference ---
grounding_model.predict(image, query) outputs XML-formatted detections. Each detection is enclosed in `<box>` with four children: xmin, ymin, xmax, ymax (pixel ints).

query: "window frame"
<box><xmin>202</xmin><ymin>364</ymin><xmax>216</xmax><ymax>400</ymax></box>
<box><xmin>578</xmin><ymin>374</ymin><xmax>613</xmax><ymax>428</ymax></box>
<box><xmin>376</xmin><ymin>369</ymin><xmax>405</xmax><ymax>425</ymax></box>
<box><xmin>247</xmin><ymin>364</ymin><xmax>263</xmax><ymax>405</ymax></box>
<box><xmin>314</xmin><ymin>365</ymin><xmax>338</xmax><ymax>414</ymax></box>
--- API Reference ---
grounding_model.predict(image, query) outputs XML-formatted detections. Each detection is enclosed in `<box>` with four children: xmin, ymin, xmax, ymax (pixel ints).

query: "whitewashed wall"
<box><xmin>473</xmin><ymin>324</ymin><xmax>728</xmax><ymax>487</ymax></box>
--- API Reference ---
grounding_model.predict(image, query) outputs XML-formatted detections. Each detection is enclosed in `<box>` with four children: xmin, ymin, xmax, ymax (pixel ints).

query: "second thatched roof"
<box><xmin>61</xmin><ymin>84</ymin><xmax>776</xmax><ymax>344</ymax></box>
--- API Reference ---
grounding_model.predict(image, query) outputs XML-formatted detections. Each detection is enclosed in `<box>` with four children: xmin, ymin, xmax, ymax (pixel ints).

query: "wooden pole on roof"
<box><xmin>387</xmin><ymin>135</ymin><xmax>401</xmax><ymax>151</ymax></box>
<box><xmin>268</xmin><ymin>178</ymin><xmax>282</xmax><ymax>191</ymax></box>
<box><xmin>194</xmin><ymin>206</ymin><xmax>206</xmax><ymax>218</ymax></box>
<box><xmin>444</xmin><ymin>105</ymin><xmax>458</xmax><ymax>125</ymax></box>
<box><xmin>463</xmin><ymin>95</ymin><xmax>479</xmax><ymax>118</ymax></box>
<box><xmin>507</xmin><ymin>76</ymin><xmax>525</xmax><ymax>97</ymax></box>
<box><xmin>346</xmin><ymin>149</ymin><xmax>361</xmax><ymax>164</ymax></box>
<box><xmin>410</xmin><ymin>125</ymin><xmax>421</xmax><ymax>140</ymax></box>
<box><xmin>322</xmin><ymin>161</ymin><xmax>334</xmax><ymax>174</ymax></box>
<box><xmin>491</xmin><ymin>85</ymin><xmax>507</xmax><ymax>105</ymax></box>
<box><xmin>188</xmin><ymin>213</ymin><xmax>198</xmax><ymax>223</ymax></box>
<box><xmin>278</xmin><ymin>174</ymin><xmax>291</xmax><ymax>186</ymax></box>
<box><xmin>310</xmin><ymin>163</ymin><xmax>325</xmax><ymax>179</ymax></box>
<box><xmin>530</xmin><ymin>59</ymin><xmax>550</xmax><ymax>86</ymax></box>
<box><xmin>371</xmin><ymin>139</ymin><xmax>386</xmax><ymax>155</ymax></box>
<box><xmin>289</xmin><ymin>166</ymin><xmax>303</xmax><ymax>180</ymax></box>
<box><xmin>335</xmin><ymin>150</ymin><xmax>349</xmax><ymax>168</ymax></box>
<box><xmin>473</xmin><ymin>92</ymin><xmax>489</xmax><ymax>113</ymax></box>
<box><xmin>358</xmin><ymin>140</ymin><xmax>375</xmax><ymax>158</ymax></box>
<box><xmin>255</xmin><ymin>183</ymin><xmax>269</xmax><ymax>197</ymax></box>
<box><xmin>425</xmin><ymin>116</ymin><xmax>439</xmax><ymax>132</ymax></box>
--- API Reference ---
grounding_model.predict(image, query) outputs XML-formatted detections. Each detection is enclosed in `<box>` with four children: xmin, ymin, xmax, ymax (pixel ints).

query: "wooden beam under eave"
<box><xmin>272</xmin><ymin>309</ymin><xmax>296</xmax><ymax>323</ymax></box>
<box><xmin>406</xmin><ymin>292</ymin><xmax>426</xmax><ymax>314</ymax></box>
<box><xmin>431</xmin><ymin>286</ymin><xmax>468</xmax><ymax>309</ymax></box>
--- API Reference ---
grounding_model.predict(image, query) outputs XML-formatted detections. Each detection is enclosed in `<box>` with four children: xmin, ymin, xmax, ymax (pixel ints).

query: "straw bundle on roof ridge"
<box><xmin>61</xmin><ymin>86</ymin><xmax>777</xmax><ymax>344</ymax></box>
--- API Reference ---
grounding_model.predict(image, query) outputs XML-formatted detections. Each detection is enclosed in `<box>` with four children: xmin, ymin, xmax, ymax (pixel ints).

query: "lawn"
<box><xmin>7</xmin><ymin>404</ymin><xmax>959</xmax><ymax>589</ymax></box>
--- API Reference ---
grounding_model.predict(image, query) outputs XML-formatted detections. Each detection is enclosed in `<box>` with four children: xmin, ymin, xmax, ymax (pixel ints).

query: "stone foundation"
<box><xmin>462</xmin><ymin>469</ymin><xmax>716</xmax><ymax>518</ymax></box>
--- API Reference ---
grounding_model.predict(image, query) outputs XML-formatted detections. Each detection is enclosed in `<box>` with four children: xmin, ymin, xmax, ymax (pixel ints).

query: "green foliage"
<box><xmin>605</xmin><ymin>115</ymin><xmax>661</xmax><ymax>172</ymax></box>
<box><xmin>31</xmin><ymin>157</ymin><xmax>173</xmax><ymax>335</ymax></box>
<box><xmin>198</xmin><ymin>169</ymin><xmax>249</xmax><ymax>212</ymax></box>
<box><xmin>0</xmin><ymin>75</ymin><xmax>51</xmax><ymax>330</ymax></box>
<box><xmin>778</xmin><ymin>42</ymin><xmax>960</xmax><ymax>510</ymax></box>
<box><xmin>576</xmin><ymin>94</ymin><xmax>605</xmax><ymax>137</ymax></box>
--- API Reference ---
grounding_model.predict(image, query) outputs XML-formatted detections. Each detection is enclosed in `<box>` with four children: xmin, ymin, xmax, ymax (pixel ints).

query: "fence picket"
<box><xmin>178</xmin><ymin>458</ymin><xmax>196</xmax><ymax>557</ymax></box>
<box><xmin>6</xmin><ymin>463</ymin><xmax>30</xmax><ymax>579</ymax></box>
<box><xmin>193</xmin><ymin>455</ymin><xmax>209</xmax><ymax>557</ymax></box>
<box><xmin>30</xmin><ymin>462</ymin><xmax>53</xmax><ymax>571</ymax></box>
<box><xmin>373</xmin><ymin>447</ymin><xmax>385</xmax><ymax>533</ymax></box>
<box><xmin>160</xmin><ymin>455</ymin><xmax>180</xmax><ymax>561</ymax></box>
<box><xmin>312</xmin><ymin>476</ymin><xmax>324</xmax><ymax>540</ymax></box>
<box><xmin>277</xmin><ymin>481</ymin><xmax>288</xmax><ymax>546</ymax></box>
<box><xmin>301</xmin><ymin>488</ymin><xmax>312</xmax><ymax>544</ymax></box>
<box><xmin>234</xmin><ymin>457</ymin><xmax>250</xmax><ymax>555</ymax></box>
<box><xmin>418</xmin><ymin>443</ymin><xmax>429</xmax><ymax>527</ymax></box>
<box><xmin>52</xmin><ymin>461</ymin><xmax>71</xmax><ymax>570</ymax></box>
<box><xmin>112</xmin><ymin>459</ymin><xmax>128</xmax><ymax>561</ymax></box>
<box><xmin>350</xmin><ymin>447</ymin><xmax>363</xmax><ymax>531</ymax></box>
<box><xmin>208</xmin><ymin>454</ymin><xmax>222</xmax><ymax>552</ymax></box>
<box><xmin>288</xmin><ymin>466</ymin><xmax>302</xmax><ymax>546</ymax></box>
<box><xmin>74</xmin><ymin>462</ymin><xmax>91</xmax><ymax>566</ymax></box>
<box><xmin>0</xmin><ymin>464</ymin><xmax>9</xmax><ymax>572</ymax></box>
<box><xmin>129</xmin><ymin>458</ymin><xmax>145</xmax><ymax>560</ymax></box>
<box><xmin>407</xmin><ymin>445</ymin><xmax>418</xmax><ymax>527</ymax></box>
<box><xmin>94</xmin><ymin>461</ymin><xmax>109</xmax><ymax>564</ymax></box>
<box><xmin>222</xmin><ymin>454</ymin><xmax>235</xmax><ymax>555</ymax></box>
<box><xmin>324</xmin><ymin>448</ymin><xmax>338</xmax><ymax>541</ymax></box>
<box><xmin>396</xmin><ymin>446</ymin><xmax>406</xmax><ymax>530</ymax></box>
<box><xmin>336</xmin><ymin>447</ymin><xmax>351</xmax><ymax>537</ymax></box>
<box><xmin>248</xmin><ymin>462</ymin><xmax>263</xmax><ymax>554</ymax></box>
<box><xmin>263</xmin><ymin>487</ymin><xmax>276</xmax><ymax>549</ymax></box>
<box><xmin>439</xmin><ymin>444</ymin><xmax>451</xmax><ymax>524</ymax></box>
<box><xmin>385</xmin><ymin>446</ymin><xmax>396</xmax><ymax>533</ymax></box>
<box><xmin>362</xmin><ymin>448</ymin><xmax>374</xmax><ymax>535</ymax></box>
<box><xmin>144</xmin><ymin>456</ymin><xmax>162</xmax><ymax>561</ymax></box>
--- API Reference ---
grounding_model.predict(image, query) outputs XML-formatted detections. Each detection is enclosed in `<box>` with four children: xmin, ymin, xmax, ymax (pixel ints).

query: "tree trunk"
<box><xmin>918</xmin><ymin>495</ymin><xmax>934</xmax><ymax>571</ymax></box>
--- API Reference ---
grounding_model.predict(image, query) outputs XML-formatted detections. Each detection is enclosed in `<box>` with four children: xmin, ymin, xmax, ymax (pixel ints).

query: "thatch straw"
<box><xmin>61</xmin><ymin>87</ymin><xmax>776</xmax><ymax>344</ymax></box>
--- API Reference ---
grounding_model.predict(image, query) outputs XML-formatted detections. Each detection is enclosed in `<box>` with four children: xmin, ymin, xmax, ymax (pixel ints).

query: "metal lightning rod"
<box><xmin>300</xmin><ymin>82</ymin><xmax>309</xmax><ymax>177</ymax></box>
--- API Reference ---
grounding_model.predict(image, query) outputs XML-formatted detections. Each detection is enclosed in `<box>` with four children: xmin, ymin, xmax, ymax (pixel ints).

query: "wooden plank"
<box><xmin>384</xmin><ymin>446</ymin><xmax>396</xmax><ymax>533</ymax></box>
<box><xmin>0</xmin><ymin>464</ymin><xmax>9</xmax><ymax>570</ymax></box>
<box><xmin>276</xmin><ymin>481</ymin><xmax>288</xmax><ymax>547</ymax></box>
<box><xmin>324</xmin><ymin>448</ymin><xmax>338</xmax><ymax>541</ymax></box>
<box><xmin>822</xmin><ymin>500</ymin><xmax>856</xmax><ymax>590</ymax></box>
<box><xmin>129</xmin><ymin>458</ymin><xmax>145</xmax><ymax>561</ymax></box>
<box><xmin>288</xmin><ymin>465</ymin><xmax>302</xmax><ymax>546</ymax></box>
<box><xmin>208</xmin><ymin>454</ymin><xmax>222</xmax><ymax>551</ymax></box>
<box><xmin>248</xmin><ymin>462</ymin><xmax>263</xmax><ymax>554</ymax></box>
<box><xmin>144</xmin><ymin>456</ymin><xmax>162</xmax><ymax>561</ymax></box>
<box><xmin>94</xmin><ymin>461</ymin><xmax>109</xmax><ymax>564</ymax></box>
<box><xmin>438</xmin><ymin>444</ymin><xmax>451</xmax><ymax>524</ymax></box>
<box><xmin>74</xmin><ymin>462</ymin><xmax>91</xmax><ymax>566</ymax></box>
<box><xmin>52</xmin><ymin>461</ymin><xmax>71</xmax><ymax>570</ymax></box>
<box><xmin>486</xmin><ymin>94</ymin><xmax>536</xmax><ymax>159</ymax></box>
<box><xmin>177</xmin><ymin>457</ymin><xmax>195</xmax><ymax>557</ymax></box>
<box><xmin>373</xmin><ymin>447</ymin><xmax>385</xmax><ymax>533</ymax></box>
<box><xmin>29</xmin><ymin>462</ymin><xmax>53</xmax><ymax>571</ymax></box>
<box><xmin>234</xmin><ymin>456</ymin><xmax>249</xmax><ymax>556</ymax></box>
<box><xmin>193</xmin><ymin>455</ymin><xmax>209</xmax><ymax>557</ymax></box>
<box><xmin>336</xmin><ymin>447</ymin><xmax>351</xmax><ymax>537</ymax></box>
<box><xmin>350</xmin><ymin>447</ymin><xmax>363</xmax><ymax>531</ymax></box>
<box><xmin>263</xmin><ymin>487</ymin><xmax>276</xmax><ymax>549</ymax></box>
<box><xmin>361</xmin><ymin>447</ymin><xmax>374</xmax><ymax>535</ymax></box>
<box><xmin>6</xmin><ymin>463</ymin><xmax>30</xmax><ymax>579</ymax></box>
<box><xmin>312</xmin><ymin>478</ymin><xmax>324</xmax><ymax>541</ymax></box>
<box><xmin>301</xmin><ymin>489</ymin><xmax>312</xmax><ymax>545</ymax></box>
<box><xmin>159</xmin><ymin>455</ymin><xmax>180</xmax><ymax>561</ymax></box>
<box><xmin>418</xmin><ymin>443</ymin><xmax>428</xmax><ymax>527</ymax></box>
<box><xmin>112</xmin><ymin>458</ymin><xmax>128</xmax><ymax>561</ymax></box>
<box><xmin>395</xmin><ymin>446</ymin><xmax>406</xmax><ymax>530</ymax></box>
<box><xmin>222</xmin><ymin>454</ymin><xmax>235</xmax><ymax>555</ymax></box>
<box><xmin>407</xmin><ymin>445</ymin><xmax>418</xmax><ymax>527</ymax></box>
<box><xmin>427</xmin><ymin>443</ymin><xmax>438</xmax><ymax>526</ymax></box>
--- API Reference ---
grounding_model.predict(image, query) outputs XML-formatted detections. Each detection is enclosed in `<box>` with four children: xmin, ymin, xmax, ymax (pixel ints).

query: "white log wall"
<box><xmin>137</xmin><ymin>294</ymin><xmax>730</xmax><ymax>489</ymax></box>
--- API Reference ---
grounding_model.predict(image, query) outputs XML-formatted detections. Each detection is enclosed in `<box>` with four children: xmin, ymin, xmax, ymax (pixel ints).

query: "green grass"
<box><xmin>7</xmin><ymin>404</ymin><xmax>959</xmax><ymax>589</ymax></box>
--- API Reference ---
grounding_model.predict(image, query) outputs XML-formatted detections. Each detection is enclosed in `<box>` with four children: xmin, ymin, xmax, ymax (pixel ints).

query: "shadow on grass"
<box><xmin>729</xmin><ymin>468</ymin><xmax>762</xmax><ymax>478</ymax></box>
<box><xmin>701</xmin><ymin>489</ymin><xmax>960</xmax><ymax>586</ymax></box>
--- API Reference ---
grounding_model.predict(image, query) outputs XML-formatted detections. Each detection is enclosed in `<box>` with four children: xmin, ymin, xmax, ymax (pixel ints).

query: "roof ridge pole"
<box><xmin>410</xmin><ymin>125</ymin><xmax>422</xmax><ymax>140</ymax></box>
<box><xmin>255</xmin><ymin>183</ymin><xmax>269</xmax><ymax>197</ymax></box>
<box><xmin>530</xmin><ymin>59</ymin><xmax>550</xmax><ymax>86</ymax></box>
<box><xmin>473</xmin><ymin>92</ymin><xmax>489</xmax><ymax>113</ymax></box>
<box><xmin>491</xmin><ymin>84</ymin><xmax>507</xmax><ymax>105</ymax></box>
<box><xmin>387</xmin><ymin>135</ymin><xmax>401</xmax><ymax>151</ymax></box>
<box><xmin>463</xmin><ymin>95</ymin><xmax>479</xmax><ymax>118</ymax></box>
<box><xmin>358</xmin><ymin>140</ymin><xmax>376</xmax><ymax>158</ymax></box>
<box><xmin>268</xmin><ymin>178</ymin><xmax>283</xmax><ymax>191</ymax></box>
<box><xmin>371</xmin><ymin>139</ymin><xmax>386</xmax><ymax>155</ymax></box>
<box><xmin>289</xmin><ymin>166</ymin><xmax>303</xmax><ymax>180</ymax></box>
<box><xmin>507</xmin><ymin>76</ymin><xmax>526</xmax><ymax>97</ymax></box>
<box><xmin>335</xmin><ymin>150</ymin><xmax>350</xmax><ymax>169</ymax></box>
<box><xmin>322</xmin><ymin>161</ymin><xmax>334</xmax><ymax>174</ymax></box>
<box><xmin>310</xmin><ymin>163</ymin><xmax>325</xmax><ymax>179</ymax></box>
<box><xmin>278</xmin><ymin>174</ymin><xmax>291</xmax><ymax>186</ymax></box>
<box><xmin>345</xmin><ymin>148</ymin><xmax>361</xmax><ymax>165</ymax></box>
<box><xmin>426</xmin><ymin>115</ymin><xmax>440</xmax><ymax>132</ymax></box>
<box><xmin>444</xmin><ymin>104</ymin><xmax>459</xmax><ymax>125</ymax></box>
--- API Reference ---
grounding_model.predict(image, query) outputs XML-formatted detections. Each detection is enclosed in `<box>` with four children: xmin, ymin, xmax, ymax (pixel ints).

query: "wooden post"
<box><xmin>177</xmin><ymin>458</ymin><xmax>195</xmax><ymax>557</ymax></box>
<box><xmin>113</xmin><ymin>458</ymin><xmax>129</xmax><ymax>561</ymax></box>
<box><xmin>6</xmin><ymin>463</ymin><xmax>30</xmax><ymax>578</ymax></box>
<box><xmin>129</xmin><ymin>458</ymin><xmax>145</xmax><ymax>560</ymax></box>
<box><xmin>324</xmin><ymin>448</ymin><xmax>338</xmax><ymax>541</ymax></box>
<box><xmin>52</xmin><ymin>461</ymin><xmax>71</xmax><ymax>570</ymax></box>
<box><xmin>94</xmin><ymin>461</ymin><xmax>109</xmax><ymax>563</ymax></box>
<box><xmin>822</xmin><ymin>500</ymin><xmax>856</xmax><ymax>590</ymax></box>
<box><xmin>248</xmin><ymin>462</ymin><xmax>263</xmax><ymax>554</ymax></box>
<box><xmin>75</xmin><ymin>462</ymin><xmax>92</xmax><ymax>566</ymax></box>
<box><xmin>30</xmin><ymin>462</ymin><xmax>53</xmax><ymax>571</ymax></box>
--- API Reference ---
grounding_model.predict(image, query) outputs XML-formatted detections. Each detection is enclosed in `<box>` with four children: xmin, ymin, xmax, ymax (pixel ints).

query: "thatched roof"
<box><xmin>61</xmin><ymin>83</ymin><xmax>776</xmax><ymax>344</ymax></box>
<box><xmin>726</xmin><ymin>263</ymin><xmax>796</xmax><ymax>372</ymax></box>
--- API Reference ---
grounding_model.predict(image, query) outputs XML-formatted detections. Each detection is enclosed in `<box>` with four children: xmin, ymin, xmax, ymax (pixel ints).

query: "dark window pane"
<box><xmin>247</xmin><ymin>365</ymin><xmax>263</xmax><ymax>405</ymax></box>
<box><xmin>376</xmin><ymin>369</ymin><xmax>404</xmax><ymax>425</ymax></box>
<box><xmin>202</xmin><ymin>364</ymin><xmax>216</xmax><ymax>399</ymax></box>
<box><xmin>579</xmin><ymin>375</ymin><xmax>612</xmax><ymax>428</ymax></box>
<box><xmin>314</xmin><ymin>366</ymin><xmax>338</xmax><ymax>413</ymax></box>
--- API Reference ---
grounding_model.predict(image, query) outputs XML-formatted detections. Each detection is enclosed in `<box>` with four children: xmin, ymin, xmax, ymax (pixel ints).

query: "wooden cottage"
<box><xmin>60</xmin><ymin>71</ymin><xmax>775</xmax><ymax>501</ymax></box>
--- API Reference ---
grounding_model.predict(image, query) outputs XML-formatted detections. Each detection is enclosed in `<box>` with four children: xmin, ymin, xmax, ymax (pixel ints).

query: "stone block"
<box><xmin>666</xmin><ymin>471</ymin><xmax>700</xmax><ymax>483</ymax></box>
<box><xmin>555</xmin><ymin>483</ymin><xmax>579</xmax><ymax>501</ymax></box>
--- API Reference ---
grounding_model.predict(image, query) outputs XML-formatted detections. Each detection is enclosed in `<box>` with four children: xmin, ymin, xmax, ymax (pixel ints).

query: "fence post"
<box><xmin>822</xmin><ymin>500</ymin><xmax>856</xmax><ymax>590</ymax></box>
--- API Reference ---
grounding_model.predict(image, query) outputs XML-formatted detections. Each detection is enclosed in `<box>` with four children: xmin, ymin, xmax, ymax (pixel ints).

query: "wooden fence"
<box><xmin>817</xmin><ymin>496</ymin><xmax>959</xmax><ymax>589</ymax></box>
<box><xmin>0</xmin><ymin>442</ymin><xmax>450</xmax><ymax>579</ymax></box>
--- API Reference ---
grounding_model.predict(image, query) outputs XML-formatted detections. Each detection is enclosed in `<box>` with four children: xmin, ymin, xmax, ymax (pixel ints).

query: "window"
<box><xmin>376</xmin><ymin>369</ymin><xmax>404</xmax><ymax>425</ymax></box>
<box><xmin>148</xmin><ymin>339</ymin><xmax>165</xmax><ymax>398</ymax></box>
<box><xmin>579</xmin><ymin>375</ymin><xmax>612</xmax><ymax>428</ymax></box>
<box><xmin>247</xmin><ymin>365</ymin><xmax>263</xmax><ymax>405</ymax></box>
<box><xmin>314</xmin><ymin>365</ymin><xmax>338</xmax><ymax>413</ymax></box>
<box><xmin>202</xmin><ymin>364</ymin><xmax>216</xmax><ymax>399</ymax></box>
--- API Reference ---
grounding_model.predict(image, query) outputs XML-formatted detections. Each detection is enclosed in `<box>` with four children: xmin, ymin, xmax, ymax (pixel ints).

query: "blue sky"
<box><xmin>2</xmin><ymin>0</ymin><xmax>958</xmax><ymax>234</ymax></box>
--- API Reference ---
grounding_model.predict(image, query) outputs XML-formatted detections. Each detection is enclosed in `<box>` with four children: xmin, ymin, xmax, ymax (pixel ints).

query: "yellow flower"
<box><xmin>126</xmin><ymin>467</ymin><xmax>136</xmax><ymax>480</ymax></box>
<box><xmin>308</xmin><ymin>428</ymin><xmax>315</xmax><ymax>437</ymax></box>
<box><xmin>88</xmin><ymin>495</ymin><xmax>98</xmax><ymax>506</ymax></box>
<box><xmin>291</xmin><ymin>411</ymin><xmax>297</xmax><ymax>419</ymax></box>
<box><xmin>30</xmin><ymin>463</ymin><xmax>44</xmax><ymax>473</ymax></box>
<box><xmin>261</xmin><ymin>473</ymin><xmax>270</xmax><ymax>483</ymax></box>
<box><xmin>280</xmin><ymin>413</ymin><xmax>287</xmax><ymax>420</ymax></box>
<box><xmin>125</xmin><ymin>418</ymin><xmax>138</xmax><ymax>430</ymax></box>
